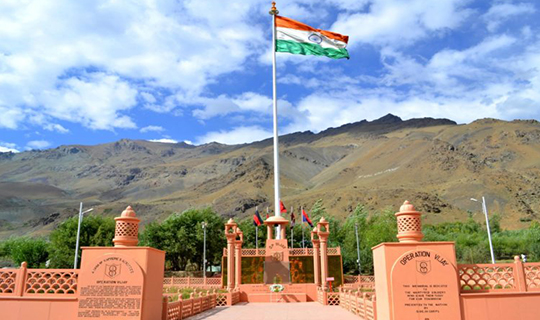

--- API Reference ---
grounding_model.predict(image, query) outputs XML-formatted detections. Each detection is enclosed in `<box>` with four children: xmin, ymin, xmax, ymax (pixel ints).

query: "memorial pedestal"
<box><xmin>78</xmin><ymin>247</ymin><xmax>165</xmax><ymax>320</ymax></box>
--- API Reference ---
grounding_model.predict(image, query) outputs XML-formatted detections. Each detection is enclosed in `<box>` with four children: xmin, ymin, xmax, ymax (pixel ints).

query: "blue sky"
<box><xmin>1</xmin><ymin>0</ymin><xmax>539</xmax><ymax>152</ymax></box>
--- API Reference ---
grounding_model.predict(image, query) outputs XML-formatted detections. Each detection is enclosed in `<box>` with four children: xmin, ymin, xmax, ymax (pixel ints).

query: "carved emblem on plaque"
<box><xmin>416</xmin><ymin>260</ymin><xmax>431</xmax><ymax>274</ymax></box>
<box><xmin>272</xmin><ymin>252</ymin><xmax>283</xmax><ymax>261</ymax></box>
<box><xmin>105</xmin><ymin>263</ymin><xmax>122</xmax><ymax>278</ymax></box>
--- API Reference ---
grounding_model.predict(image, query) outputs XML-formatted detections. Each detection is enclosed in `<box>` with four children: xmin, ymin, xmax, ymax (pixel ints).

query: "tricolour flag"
<box><xmin>253</xmin><ymin>208</ymin><xmax>263</xmax><ymax>227</ymax></box>
<box><xmin>276</xmin><ymin>16</ymin><xmax>349</xmax><ymax>60</ymax></box>
<box><xmin>302</xmin><ymin>208</ymin><xmax>313</xmax><ymax>228</ymax></box>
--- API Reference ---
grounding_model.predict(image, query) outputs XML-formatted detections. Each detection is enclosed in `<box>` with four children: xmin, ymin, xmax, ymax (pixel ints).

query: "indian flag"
<box><xmin>276</xmin><ymin>16</ymin><xmax>349</xmax><ymax>60</ymax></box>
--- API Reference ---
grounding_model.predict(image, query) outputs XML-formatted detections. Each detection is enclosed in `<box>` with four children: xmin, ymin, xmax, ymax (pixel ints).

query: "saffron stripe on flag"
<box><xmin>276</xmin><ymin>16</ymin><xmax>349</xmax><ymax>44</ymax></box>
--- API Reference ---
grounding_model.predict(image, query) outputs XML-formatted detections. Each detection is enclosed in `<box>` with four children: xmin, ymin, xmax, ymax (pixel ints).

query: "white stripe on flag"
<box><xmin>276</xmin><ymin>27</ymin><xmax>347</xmax><ymax>50</ymax></box>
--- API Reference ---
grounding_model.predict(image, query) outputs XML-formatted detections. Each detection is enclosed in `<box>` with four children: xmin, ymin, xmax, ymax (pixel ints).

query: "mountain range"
<box><xmin>1</xmin><ymin>114</ymin><xmax>540</xmax><ymax>238</ymax></box>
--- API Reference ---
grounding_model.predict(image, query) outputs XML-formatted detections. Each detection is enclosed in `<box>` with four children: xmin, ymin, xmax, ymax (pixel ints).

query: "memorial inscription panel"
<box><xmin>78</xmin><ymin>254</ymin><xmax>144</xmax><ymax>319</ymax></box>
<box><xmin>390</xmin><ymin>249</ymin><xmax>461</xmax><ymax>320</ymax></box>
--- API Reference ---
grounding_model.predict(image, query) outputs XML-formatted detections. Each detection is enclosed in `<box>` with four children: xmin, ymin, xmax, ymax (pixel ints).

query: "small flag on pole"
<box><xmin>266</xmin><ymin>207</ymin><xmax>270</xmax><ymax>220</ymax></box>
<box><xmin>302</xmin><ymin>208</ymin><xmax>313</xmax><ymax>228</ymax></box>
<box><xmin>253</xmin><ymin>207</ymin><xmax>263</xmax><ymax>226</ymax></box>
<box><xmin>280</xmin><ymin>200</ymin><xmax>287</xmax><ymax>213</ymax></box>
<box><xmin>290</xmin><ymin>206</ymin><xmax>296</xmax><ymax>227</ymax></box>
<box><xmin>276</xmin><ymin>16</ymin><xmax>349</xmax><ymax>59</ymax></box>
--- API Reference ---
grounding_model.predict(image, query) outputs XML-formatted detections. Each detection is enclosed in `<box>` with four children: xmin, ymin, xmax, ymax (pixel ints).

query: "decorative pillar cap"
<box><xmin>121</xmin><ymin>206</ymin><xmax>137</xmax><ymax>217</ymax></box>
<box><xmin>317</xmin><ymin>216</ymin><xmax>330</xmax><ymax>234</ymax></box>
<box><xmin>113</xmin><ymin>205</ymin><xmax>140</xmax><ymax>247</ymax></box>
<box><xmin>395</xmin><ymin>200</ymin><xmax>423</xmax><ymax>243</ymax></box>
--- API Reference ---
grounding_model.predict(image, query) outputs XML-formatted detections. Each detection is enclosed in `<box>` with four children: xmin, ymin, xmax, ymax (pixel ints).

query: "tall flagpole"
<box><xmin>301</xmin><ymin>206</ymin><xmax>305</xmax><ymax>249</ymax></box>
<box><xmin>269</xmin><ymin>2</ymin><xmax>281</xmax><ymax>240</ymax></box>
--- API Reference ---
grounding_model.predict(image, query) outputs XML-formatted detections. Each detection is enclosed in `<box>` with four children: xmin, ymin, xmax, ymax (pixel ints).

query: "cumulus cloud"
<box><xmin>148</xmin><ymin>138</ymin><xmax>178</xmax><ymax>144</ymax></box>
<box><xmin>332</xmin><ymin>0</ymin><xmax>473</xmax><ymax>48</ymax></box>
<box><xmin>0</xmin><ymin>142</ymin><xmax>20</xmax><ymax>153</ymax></box>
<box><xmin>0</xmin><ymin>0</ymin><xmax>267</xmax><ymax>131</ymax></box>
<box><xmin>26</xmin><ymin>140</ymin><xmax>51</xmax><ymax>150</ymax></box>
<box><xmin>140</xmin><ymin>125</ymin><xmax>165</xmax><ymax>133</ymax></box>
<box><xmin>482</xmin><ymin>3</ymin><xmax>536</xmax><ymax>32</ymax></box>
<box><xmin>196</xmin><ymin>126</ymin><xmax>273</xmax><ymax>145</ymax></box>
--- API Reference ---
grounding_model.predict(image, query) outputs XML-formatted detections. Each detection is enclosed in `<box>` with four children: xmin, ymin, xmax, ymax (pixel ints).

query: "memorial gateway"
<box><xmin>0</xmin><ymin>200</ymin><xmax>539</xmax><ymax>320</ymax></box>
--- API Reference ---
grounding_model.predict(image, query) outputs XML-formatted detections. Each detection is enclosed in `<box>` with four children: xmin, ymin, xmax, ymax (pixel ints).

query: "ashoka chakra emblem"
<box><xmin>308</xmin><ymin>33</ymin><xmax>323</xmax><ymax>44</ymax></box>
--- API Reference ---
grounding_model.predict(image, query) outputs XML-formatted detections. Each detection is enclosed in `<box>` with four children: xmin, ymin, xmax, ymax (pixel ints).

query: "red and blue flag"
<box><xmin>253</xmin><ymin>208</ymin><xmax>263</xmax><ymax>226</ymax></box>
<box><xmin>302</xmin><ymin>208</ymin><xmax>313</xmax><ymax>227</ymax></box>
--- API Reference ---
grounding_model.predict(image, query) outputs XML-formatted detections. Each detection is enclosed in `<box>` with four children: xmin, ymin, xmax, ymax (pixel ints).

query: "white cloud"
<box><xmin>189</xmin><ymin>92</ymin><xmax>298</xmax><ymax>121</ymax></box>
<box><xmin>44</xmin><ymin>123</ymin><xmax>69</xmax><ymax>133</ymax></box>
<box><xmin>332</xmin><ymin>0</ymin><xmax>472</xmax><ymax>48</ymax></box>
<box><xmin>0</xmin><ymin>142</ymin><xmax>20</xmax><ymax>153</ymax></box>
<box><xmin>0</xmin><ymin>0</ymin><xmax>268</xmax><ymax>131</ymax></box>
<box><xmin>140</xmin><ymin>125</ymin><xmax>165</xmax><ymax>133</ymax></box>
<box><xmin>148</xmin><ymin>138</ymin><xmax>178</xmax><ymax>144</ymax></box>
<box><xmin>196</xmin><ymin>126</ymin><xmax>272</xmax><ymax>145</ymax></box>
<box><xmin>40</xmin><ymin>73</ymin><xmax>138</xmax><ymax>130</ymax></box>
<box><xmin>26</xmin><ymin>140</ymin><xmax>51</xmax><ymax>150</ymax></box>
<box><xmin>482</xmin><ymin>3</ymin><xmax>536</xmax><ymax>32</ymax></box>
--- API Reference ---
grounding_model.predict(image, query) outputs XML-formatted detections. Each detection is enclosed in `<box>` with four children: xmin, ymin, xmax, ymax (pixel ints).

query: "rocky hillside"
<box><xmin>1</xmin><ymin>114</ymin><xmax>540</xmax><ymax>238</ymax></box>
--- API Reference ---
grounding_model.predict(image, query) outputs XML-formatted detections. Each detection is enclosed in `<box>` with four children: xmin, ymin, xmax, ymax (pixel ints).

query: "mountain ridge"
<box><xmin>1</xmin><ymin>114</ymin><xmax>539</xmax><ymax>238</ymax></box>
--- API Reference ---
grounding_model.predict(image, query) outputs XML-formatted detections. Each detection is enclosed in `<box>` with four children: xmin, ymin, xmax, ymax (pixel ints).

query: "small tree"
<box><xmin>0</xmin><ymin>237</ymin><xmax>49</xmax><ymax>268</ymax></box>
<box><xmin>140</xmin><ymin>207</ymin><xmax>225</xmax><ymax>271</ymax></box>
<box><xmin>48</xmin><ymin>215</ymin><xmax>115</xmax><ymax>268</ymax></box>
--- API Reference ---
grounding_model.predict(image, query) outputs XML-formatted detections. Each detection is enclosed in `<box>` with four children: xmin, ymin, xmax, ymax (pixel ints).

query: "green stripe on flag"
<box><xmin>276</xmin><ymin>40</ymin><xmax>349</xmax><ymax>59</ymax></box>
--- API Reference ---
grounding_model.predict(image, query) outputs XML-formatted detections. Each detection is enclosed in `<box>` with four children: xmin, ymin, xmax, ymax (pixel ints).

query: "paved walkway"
<box><xmin>188</xmin><ymin>302</ymin><xmax>359</xmax><ymax>320</ymax></box>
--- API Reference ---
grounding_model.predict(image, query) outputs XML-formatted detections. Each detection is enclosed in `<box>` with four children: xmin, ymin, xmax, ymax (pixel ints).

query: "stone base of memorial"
<box><xmin>78</xmin><ymin>247</ymin><xmax>165</xmax><ymax>320</ymax></box>
<box><xmin>373</xmin><ymin>201</ymin><xmax>463</xmax><ymax>320</ymax></box>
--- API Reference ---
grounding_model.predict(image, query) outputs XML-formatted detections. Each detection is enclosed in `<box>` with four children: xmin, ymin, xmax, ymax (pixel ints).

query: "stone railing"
<box><xmin>0</xmin><ymin>263</ymin><xmax>78</xmax><ymax>297</ymax></box>
<box><xmin>317</xmin><ymin>286</ymin><xmax>340</xmax><ymax>306</ymax></box>
<box><xmin>223</xmin><ymin>247</ymin><xmax>341</xmax><ymax>256</ymax></box>
<box><xmin>343</xmin><ymin>275</ymin><xmax>375</xmax><ymax>290</ymax></box>
<box><xmin>340</xmin><ymin>289</ymin><xmax>377</xmax><ymax>320</ymax></box>
<box><xmin>458</xmin><ymin>257</ymin><xmax>540</xmax><ymax>293</ymax></box>
<box><xmin>162</xmin><ymin>292</ymin><xmax>217</xmax><ymax>320</ymax></box>
<box><xmin>163</xmin><ymin>277</ymin><xmax>222</xmax><ymax>288</ymax></box>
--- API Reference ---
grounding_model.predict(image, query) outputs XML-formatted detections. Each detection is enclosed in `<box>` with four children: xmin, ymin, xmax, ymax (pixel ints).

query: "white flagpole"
<box><xmin>290</xmin><ymin>207</ymin><xmax>294</xmax><ymax>248</ymax></box>
<box><xmin>269</xmin><ymin>2</ymin><xmax>281</xmax><ymax>240</ymax></box>
<box><xmin>301</xmin><ymin>206</ymin><xmax>305</xmax><ymax>249</ymax></box>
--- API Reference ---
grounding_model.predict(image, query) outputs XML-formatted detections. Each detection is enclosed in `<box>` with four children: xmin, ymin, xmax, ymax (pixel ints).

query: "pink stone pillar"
<box><xmin>266</xmin><ymin>224</ymin><xmax>273</xmax><ymax>239</ymax></box>
<box><xmin>224</xmin><ymin>219</ymin><xmax>237</xmax><ymax>290</ymax></box>
<box><xmin>311</xmin><ymin>229</ymin><xmax>321</xmax><ymax>286</ymax></box>
<box><xmin>317</xmin><ymin>217</ymin><xmax>330</xmax><ymax>290</ymax></box>
<box><xmin>234</xmin><ymin>228</ymin><xmax>243</xmax><ymax>288</ymax></box>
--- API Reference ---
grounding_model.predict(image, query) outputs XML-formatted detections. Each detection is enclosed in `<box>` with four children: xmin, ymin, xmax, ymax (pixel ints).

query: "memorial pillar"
<box><xmin>266</xmin><ymin>223</ymin><xmax>273</xmax><ymax>240</ymax></box>
<box><xmin>372</xmin><ymin>201</ymin><xmax>462</xmax><ymax>320</ymax></box>
<box><xmin>235</xmin><ymin>228</ymin><xmax>243</xmax><ymax>288</ymax></box>
<box><xmin>225</xmin><ymin>219</ymin><xmax>237</xmax><ymax>290</ymax></box>
<box><xmin>317</xmin><ymin>217</ymin><xmax>330</xmax><ymax>290</ymax></box>
<box><xmin>78</xmin><ymin>206</ymin><xmax>166</xmax><ymax>320</ymax></box>
<box><xmin>311</xmin><ymin>228</ymin><xmax>321</xmax><ymax>286</ymax></box>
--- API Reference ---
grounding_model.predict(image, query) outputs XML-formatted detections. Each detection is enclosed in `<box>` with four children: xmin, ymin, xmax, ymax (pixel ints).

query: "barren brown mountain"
<box><xmin>1</xmin><ymin>114</ymin><xmax>540</xmax><ymax>238</ymax></box>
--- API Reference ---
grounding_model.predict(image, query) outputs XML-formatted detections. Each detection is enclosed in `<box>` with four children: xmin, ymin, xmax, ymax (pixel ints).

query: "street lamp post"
<box><xmin>355</xmin><ymin>223</ymin><xmax>361</xmax><ymax>274</ymax></box>
<box><xmin>74</xmin><ymin>202</ymin><xmax>93</xmax><ymax>269</ymax></box>
<box><xmin>202</xmin><ymin>221</ymin><xmax>207</xmax><ymax>280</ymax></box>
<box><xmin>471</xmin><ymin>197</ymin><xmax>496</xmax><ymax>264</ymax></box>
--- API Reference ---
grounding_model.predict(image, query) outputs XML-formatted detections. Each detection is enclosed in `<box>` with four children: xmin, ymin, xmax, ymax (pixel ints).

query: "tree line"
<box><xmin>1</xmin><ymin>200</ymin><xmax>539</xmax><ymax>274</ymax></box>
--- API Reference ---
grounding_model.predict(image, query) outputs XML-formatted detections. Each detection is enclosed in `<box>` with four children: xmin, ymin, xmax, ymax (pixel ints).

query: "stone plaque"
<box><xmin>78</xmin><ymin>253</ymin><xmax>144</xmax><ymax>319</ymax></box>
<box><xmin>391</xmin><ymin>249</ymin><xmax>462</xmax><ymax>320</ymax></box>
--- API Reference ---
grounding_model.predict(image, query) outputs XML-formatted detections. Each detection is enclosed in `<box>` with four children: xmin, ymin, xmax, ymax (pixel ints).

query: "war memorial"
<box><xmin>0</xmin><ymin>200</ymin><xmax>538</xmax><ymax>320</ymax></box>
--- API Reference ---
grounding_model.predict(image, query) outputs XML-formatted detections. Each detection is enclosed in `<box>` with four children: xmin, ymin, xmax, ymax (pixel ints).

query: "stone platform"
<box><xmin>187</xmin><ymin>302</ymin><xmax>360</xmax><ymax>320</ymax></box>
